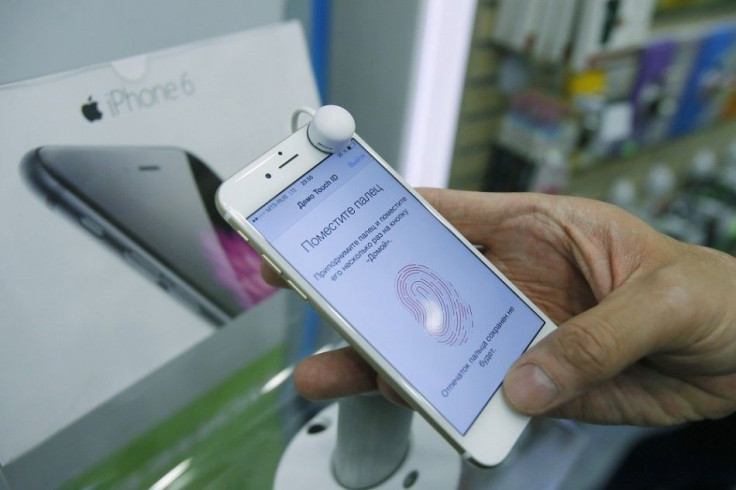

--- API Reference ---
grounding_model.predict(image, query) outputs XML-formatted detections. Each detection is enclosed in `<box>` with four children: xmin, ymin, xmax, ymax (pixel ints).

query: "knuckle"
<box><xmin>649</xmin><ymin>267</ymin><xmax>692</xmax><ymax>309</ymax></box>
<box><xmin>646</xmin><ymin>266</ymin><xmax>698</xmax><ymax>334</ymax></box>
<box><xmin>557</xmin><ymin>318</ymin><xmax>618</xmax><ymax>378</ymax></box>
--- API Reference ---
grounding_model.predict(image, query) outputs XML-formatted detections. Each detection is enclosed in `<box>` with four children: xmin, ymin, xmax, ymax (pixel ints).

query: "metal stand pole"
<box><xmin>332</xmin><ymin>395</ymin><xmax>412</xmax><ymax>489</ymax></box>
<box><xmin>274</xmin><ymin>394</ymin><xmax>461</xmax><ymax>489</ymax></box>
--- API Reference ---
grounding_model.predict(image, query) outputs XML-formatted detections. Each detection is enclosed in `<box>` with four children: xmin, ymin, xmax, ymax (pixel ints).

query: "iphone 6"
<box><xmin>216</xmin><ymin>107</ymin><xmax>556</xmax><ymax>466</ymax></box>
<box><xmin>22</xmin><ymin>146</ymin><xmax>274</xmax><ymax>326</ymax></box>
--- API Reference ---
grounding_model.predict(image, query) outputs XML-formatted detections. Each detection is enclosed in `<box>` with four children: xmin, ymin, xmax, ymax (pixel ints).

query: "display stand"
<box><xmin>274</xmin><ymin>393</ymin><xmax>590</xmax><ymax>489</ymax></box>
<box><xmin>274</xmin><ymin>394</ymin><xmax>461</xmax><ymax>489</ymax></box>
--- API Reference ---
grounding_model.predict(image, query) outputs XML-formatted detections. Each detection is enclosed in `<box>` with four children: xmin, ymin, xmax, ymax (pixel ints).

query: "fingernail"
<box><xmin>504</xmin><ymin>363</ymin><xmax>559</xmax><ymax>413</ymax></box>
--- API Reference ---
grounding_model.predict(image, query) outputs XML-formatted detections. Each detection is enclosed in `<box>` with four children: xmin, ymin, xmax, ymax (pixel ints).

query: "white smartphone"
<box><xmin>216</xmin><ymin>125</ymin><xmax>557</xmax><ymax>467</ymax></box>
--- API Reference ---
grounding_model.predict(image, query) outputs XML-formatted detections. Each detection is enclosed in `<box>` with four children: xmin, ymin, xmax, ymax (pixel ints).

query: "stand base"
<box><xmin>274</xmin><ymin>403</ymin><xmax>461</xmax><ymax>489</ymax></box>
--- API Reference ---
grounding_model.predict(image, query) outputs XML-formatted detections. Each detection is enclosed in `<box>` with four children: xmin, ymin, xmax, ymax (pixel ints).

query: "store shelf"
<box><xmin>567</xmin><ymin>119</ymin><xmax>736</xmax><ymax>199</ymax></box>
<box><xmin>449</xmin><ymin>0</ymin><xmax>736</xmax><ymax>198</ymax></box>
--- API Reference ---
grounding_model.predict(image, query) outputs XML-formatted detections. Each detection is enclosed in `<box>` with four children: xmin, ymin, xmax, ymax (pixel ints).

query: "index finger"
<box><xmin>260</xmin><ymin>259</ymin><xmax>289</xmax><ymax>288</ymax></box>
<box><xmin>416</xmin><ymin>188</ymin><xmax>540</xmax><ymax>246</ymax></box>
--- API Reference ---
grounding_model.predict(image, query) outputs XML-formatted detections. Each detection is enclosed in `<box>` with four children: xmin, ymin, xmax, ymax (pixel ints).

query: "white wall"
<box><xmin>328</xmin><ymin>1</ymin><xmax>421</xmax><ymax>167</ymax></box>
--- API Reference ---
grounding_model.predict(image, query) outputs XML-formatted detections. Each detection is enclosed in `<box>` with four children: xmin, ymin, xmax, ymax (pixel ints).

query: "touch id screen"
<box><xmin>249</xmin><ymin>141</ymin><xmax>544</xmax><ymax>434</ymax></box>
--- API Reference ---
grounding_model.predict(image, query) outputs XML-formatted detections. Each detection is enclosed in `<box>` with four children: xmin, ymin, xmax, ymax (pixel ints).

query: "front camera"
<box><xmin>265</xmin><ymin>173</ymin><xmax>272</xmax><ymax>179</ymax></box>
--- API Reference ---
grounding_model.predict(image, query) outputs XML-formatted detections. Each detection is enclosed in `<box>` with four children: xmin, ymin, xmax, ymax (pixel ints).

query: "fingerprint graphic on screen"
<box><xmin>395</xmin><ymin>264</ymin><xmax>473</xmax><ymax>346</ymax></box>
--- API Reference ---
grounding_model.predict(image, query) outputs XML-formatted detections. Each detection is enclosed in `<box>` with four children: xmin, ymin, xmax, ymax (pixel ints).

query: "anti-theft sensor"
<box><xmin>306</xmin><ymin>105</ymin><xmax>356</xmax><ymax>154</ymax></box>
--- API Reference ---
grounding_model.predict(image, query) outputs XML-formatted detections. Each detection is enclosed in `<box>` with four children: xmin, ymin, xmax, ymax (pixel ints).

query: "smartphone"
<box><xmin>216</xmin><ymin>127</ymin><xmax>556</xmax><ymax>466</ymax></box>
<box><xmin>22</xmin><ymin>146</ymin><xmax>275</xmax><ymax>326</ymax></box>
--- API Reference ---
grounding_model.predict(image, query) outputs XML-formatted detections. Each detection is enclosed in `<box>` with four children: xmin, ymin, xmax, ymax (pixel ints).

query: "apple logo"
<box><xmin>81</xmin><ymin>96</ymin><xmax>103</xmax><ymax>122</ymax></box>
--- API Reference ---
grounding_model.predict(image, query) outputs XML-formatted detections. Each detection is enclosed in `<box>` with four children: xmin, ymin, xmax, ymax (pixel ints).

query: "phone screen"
<box><xmin>249</xmin><ymin>141</ymin><xmax>545</xmax><ymax>434</ymax></box>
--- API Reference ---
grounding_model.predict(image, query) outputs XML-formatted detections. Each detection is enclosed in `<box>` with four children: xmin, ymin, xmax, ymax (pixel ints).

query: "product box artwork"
<box><xmin>0</xmin><ymin>22</ymin><xmax>320</xmax><ymax>465</ymax></box>
<box><xmin>81</xmin><ymin>72</ymin><xmax>197</xmax><ymax>121</ymax></box>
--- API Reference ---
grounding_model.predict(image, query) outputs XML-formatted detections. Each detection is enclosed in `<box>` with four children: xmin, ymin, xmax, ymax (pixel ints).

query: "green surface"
<box><xmin>64</xmin><ymin>345</ymin><xmax>292</xmax><ymax>489</ymax></box>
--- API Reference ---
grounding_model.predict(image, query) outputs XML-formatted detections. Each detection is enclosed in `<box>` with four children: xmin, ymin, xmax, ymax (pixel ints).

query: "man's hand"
<box><xmin>263</xmin><ymin>188</ymin><xmax>736</xmax><ymax>426</ymax></box>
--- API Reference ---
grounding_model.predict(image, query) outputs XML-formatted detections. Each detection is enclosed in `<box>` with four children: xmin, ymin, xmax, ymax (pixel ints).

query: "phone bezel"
<box><xmin>216</xmin><ymin>126</ymin><xmax>557</xmax><ymax>467</ymax></box>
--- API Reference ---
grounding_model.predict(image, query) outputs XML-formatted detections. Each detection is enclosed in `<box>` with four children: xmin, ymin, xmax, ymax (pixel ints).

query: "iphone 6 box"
<box><xmin>0</xmin><ymin>21</ymin><xmax>319</xmax><ymax>469</ymax></box>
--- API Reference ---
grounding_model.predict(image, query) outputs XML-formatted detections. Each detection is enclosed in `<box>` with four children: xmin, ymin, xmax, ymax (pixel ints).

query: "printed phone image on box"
<box><xmin>21</xmin><ymin>146</ymin><xmax>275</xmax><ymax>326</ymax></box>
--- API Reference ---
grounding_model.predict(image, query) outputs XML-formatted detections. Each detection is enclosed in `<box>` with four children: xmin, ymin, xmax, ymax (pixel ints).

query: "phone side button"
<box><xmin>123</xmin><ymin>251</ymin><xmax>160</xmax><ymax>280</ymax></box>
<box><xmin>80</xmin><ymin>216</ymin><xmax>104</xmax><ymax>237</ymax></box>
<box><xmin>286</xmin><ymin>279</ymin><xmax>308</xmax><ymax>301</ymax></box>
<box><xmin>261</xmin><ymin>254</ymin><xmax>281</xmax><ymax>275</ymax></box>
<box><xmin>236</xmin><ymin>230</ymin><xmax>250</xmax><ymax>242</ymax></box>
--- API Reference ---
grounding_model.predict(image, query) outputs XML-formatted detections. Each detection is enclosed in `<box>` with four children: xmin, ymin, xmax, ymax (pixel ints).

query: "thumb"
<box><xmin>502</xmin><ymin>272</ymin><xmax>688</xmax><ymax>415</ymax></box>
